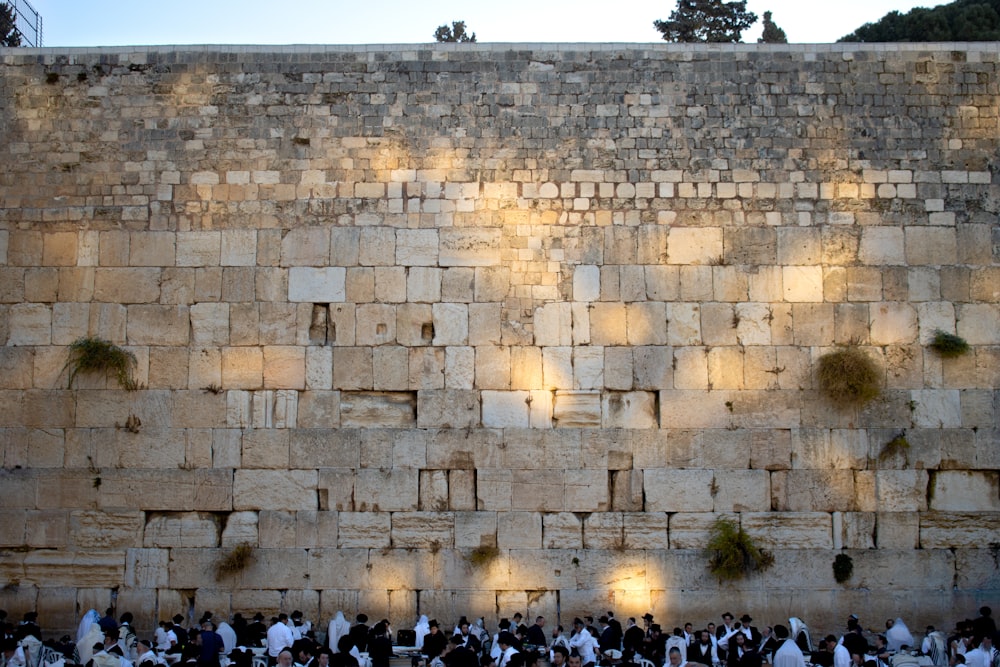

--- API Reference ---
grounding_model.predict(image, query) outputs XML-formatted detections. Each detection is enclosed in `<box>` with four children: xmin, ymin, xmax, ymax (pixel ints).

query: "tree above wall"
<box><xmin>654</xmin><ymin>0</ymin><xmax>758</xmax><ymax>42</ymax></box>
<box><xmin>840</xmin><ymin>0</ymin><xmax>1000</xmax><ymax>41</ymax></box>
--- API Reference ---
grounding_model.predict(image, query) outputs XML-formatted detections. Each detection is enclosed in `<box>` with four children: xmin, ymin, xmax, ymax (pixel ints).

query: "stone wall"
<box><xmin>0</xmin><ymin>42</ymin><xmax>998</xmax><ymax>637</ymax></box>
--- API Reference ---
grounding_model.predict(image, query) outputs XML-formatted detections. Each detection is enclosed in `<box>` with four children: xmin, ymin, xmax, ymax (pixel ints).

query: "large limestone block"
<box><xmin>510</xmin><ymin>346</ymin><xmax>543</xmax><ymax>390</ymax></box>
<box><xmin>583</xmin><ymin>513</ymin><xmax>624</xmax><ymax>549</ymax></box>
<box><xmin>288</xmin><ymin>429</ymin><xmax>359</xmax><ymax>468</ymax></box>
<box><xmin>660</xmin><ymin>390</ymin><xmax>732</xmax><ymax>429</ymax></box>
<box><xmin>875</xmin><ymin>470</ymin><xmax>928</xmax><ymax>511</ymax></box>
<box><xmin>848</xmin><ymin>548</ymin><xmax>954</xmax><ymax>590</ymax></box>
<box><xmin>233</xmin><ymin>470</ymin><xmax>317</xmax><ymax>511</ymax></box>
<box><xmin>124</xmin><ymin>548</ymin><xmax>169</xmax><ymax>588</ymax></box>
<box><xmin>354</xmin><ymin>469</ymin><xmax>418</xmax><ymax>512</ymax></box>
<box><xmin>475</xmin><ymin>346</ymin><xmax>511</xmax><ymax>390</ymax></box>
<box><xmin>143</xmin><ymin>512</ymin><xmax>220</xmax><ymax>547</ymax></box>
<box><xmin>542</xmin><ymin>512</ymin><xmax>583</xmax><ymax>548</ymax></box>
<box><xmin>957</xmin><ymin>304</ymin><xmax>1000</xmax><ymax>345</ymax></box>
<box><xmin>288</xmin><ymin>267</ymin><xmax>346</xmax><ymax>302</ymax></box>
<box><xmin>391</xmin><ymin>512</ymin><xmax>455</xmax><ymax>548</ymax></box>
<box><xmin>912</xmin><ymin>389</ymin><xmax>962</xmax><ymax>428</ymax></box>
<box><xmin>859</xmin><ymin>227</ymin><xmax>905</xmax><ymax>265</ymax></box>
<box><xmin>712</xmin><ymin>470</ymin><xmax>770</xmax><ymax>512</ymax></box>
<box><xmin>281</xmin><ymin>227</ymin><xmax>330</xmax><ymax>266</ymax></box>
<box><xmin>553</xmin><ymin>390</ymin><xmax>601</xmax><ymax>428</ymax></box>
<box><xmin>565</xmin><ymin>469</ymin><xmax>610</xmax><ymax>511</ymax></box>
<box><xmin>69</xmin><ymin>511</ymin><xmax>144</xmax><ymax>549</ymax></box>
<box><xmin>534</xmin><ymin>303</ymin><xmax>573</xmax><ymax>347</ymax></box>
<box><xmin>367</xmin><ymin>547</ymin><xmax>441</xmax><ymax>590</ymax></box>
<box><xmin>875</xmin><ymin>512</ymin><xmax>919</xmax><ymax>549</ymax></box>
<box><xmin>498</xmin><ymin>511</ymin><xmax>542</xmax><ymax>549</ymax></box>
<box><xmin>263</xmin><ymin>346</ymin><xmax>306</xmax><ymax>389</ymax></box>
<box><xmin>668</xmin><ymin>227</ymin><xmax>722</xmax><ymax>264</ymax></box>
<box><xmin>220</xmin><ymin>511</ymin><xmax>258</xmax><ymax>547</ymax></box>
<box><xmin>455</xmin><ymin>511</ymin><xmax>498</xmax><ymax>549</ymax></box>
<box><xmin>176</xmin><ymin>232</ymin><xmax>221</xmax><ymax>267</ymax></box>
<box><xmin>512</xmin><ymin>469</ymin><xmax>564</xmax><ymax>512</ymax></box>
<box><xmin>340</xmin><ymin>391</ymin><xmax>415</xmax><ymax>427</ymax></box>
<box><xmin>396</xmin><ymin>229</ymin><xmax>439</xmax><ymax>266</ymax></box>
<box><xmin>574</xmin><ymin>265</ymin><xmax>601</xmax><ymax>302</ymax></box>
<box><xmin>622</xmin><ymin>512</ymin><xmax>669</xmax><ymax>549</ymax></box>
<box><xmin>337</xmin><ymin>512</ymin><xmax>391</xmax><ymax>548</ymax></box>
<box><xmin>602</xmin><ymin>392</ymin><xmax>657</xmax><ymax>429</ymax></box>
<box><xmin>906</xmin><ymin>227</ymin><xmax>957</xmax><ymax>265</ymax></box>
<box><xmin>432</xmin><ymin>303</ymin><xmax>468</xmax><ymax>346</ymax></box>
<box><xmin>572</xmin><ymin>548</ymin><xmax>650</xmax><ymax>591</ymax></box>
<box><xmin>644</xmin><ymin>469</ymin><xmax>715</xmax><ymax>512</ymax></box>
<box><xmin>771</xmin><ymin>470</ymin><xmax>858</xmax><ymax>512</ymax></box>
<box><xmin>241</xmin><ymin>429</ymin><xmax>290</xmax><ymax>469</ymax></box>
<box><xmin>22</xmin><ymin>550</ymin><xmax>125</xmax><ymax>587</ymax></box>
<box><xmin>590</xmin><ymin>303</ymin><xmax>628</xmax><ymax>346</ymax></box>
<box><xmin>99</xmin><ymin>469</ymin><xmax>232</xmax><ymax>511</ymax></box>
<box><xmin>791</xmin><ymin>428</ymin><xmax>868</xmax><ymax>470</ymax></box>
<box><xmin>869</xmin><ymin>302</ymin><xmax>918</xmax><ymax>344</ymax></box>
<box><xmin>627</xmin><ymin>302</ymin><xmax>668</xmax><ymax>346</ymax></box>
<box><xmin>782</xmin><ymin>266</ymin><xmax>823</xmax><ymax>302</ymax></box>
<box><xmin>307</xmin><ymin>548</ymin><xmax>371</xmax><ymax>589</ymax></box>
<box><xmin>439</xmin><ymin>228</ymin><xmax>501</xmax><ymax>266</ymax></box>
<box><xmin>742</xmin><ymin>512</ymin><xmax>832</xmax><ymax>549</ymax></box>
<box><xmin>929</xmin><ymin>471</ymin><xmax>1000</xmax><ymax>511</ymax></box>
<box><xmin>573</xmin><ymin>346</ymin><xmax>604</xmax><ymax>389</ymax></box>
<box><xmin>24</xmin><ymin>509</ymin><xmax>67</xmax><ymax>548</ymax></box>
<box><xmin>481</xmin><ymin>390</ymin><xmax>530</xmax><ymax>428</ymax></box>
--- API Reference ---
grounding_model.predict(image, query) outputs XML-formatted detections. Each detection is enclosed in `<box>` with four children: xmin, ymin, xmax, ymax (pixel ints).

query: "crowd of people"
<box><xmin>1</xmin><ymin>606</ymin><xmax>997</xmax><ymax>667</ymax></box>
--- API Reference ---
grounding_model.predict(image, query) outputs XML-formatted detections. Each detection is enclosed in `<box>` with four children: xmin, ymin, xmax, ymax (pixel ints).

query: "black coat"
<box><xmin>349</xmin><ymin>625</ymin><xmax>370</xmax><ymax>653</ymax></box>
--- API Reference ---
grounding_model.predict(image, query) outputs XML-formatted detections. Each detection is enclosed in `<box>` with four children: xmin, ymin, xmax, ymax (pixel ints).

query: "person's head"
<box><xmin>700</xmin><ymin>631</ymin><xmax>711</xmax><ymax>645</ymax></box>
<box><xmin>951</xmin><ymin>656</ymin><xmax>966</xmax><ymax>667</ymax></box>
<box><xmin>585</xmin><ymin>617</ymin><xmax>594</xmax><ymax>627</ymax></box>
<box><xmin>357</xmin><ymin>614</ymin><xmax>368</xmax><ymax>625</ymax></box>
<box><xmin>318</xmin><ymin>650</ymin><xmax>332</xmax><ymax>667</ymax></box>
<box><xmin>429</xmin><ymin>620</ymin><xmax>439</xmax><ymax>634</ymax></box>
<box><xmin>668</xmin><ymin>647</ymin><xmax>683</xmax><ymax>667</ymax></box>
<box><xmin>599</xmin><ymin>616</ymin><xmax>609</xmax><ymax>628</ymax></box>
<box><xmin>278</xmin><ymin>613</ymin><xmax>289</xmax><ymax>623</ymax></box>
<box><xmin>850</xmin><ymin>655</ymin><xmax>864</xmax><ymax>666</ymax></box>
<box><xmin>3</xmin><ymin>639</ymin><xmax>19</xmax><ymax>657</ymax></box>
<box><xmin>499</xmin><ymin>619</ymin><xmax>510</xmax><ymax>631</ymax></box>
<box><xmin>573</xmin><ymin>618</ymin><xmax>584</xmax><ymax>632</ymax></box>
<box><xmin>137</xmin><ymin>640</ymin><xmax>153</xmax><ymax>657</ymax></box>
<box><xmin>643</xmin><ymin>614</ymin><xmax>654</xmax><ymax>628</ymax></box>
<box><xmin>685</xmin><ymin>624</ymin><xmax>693</xmax><ymax>634</ymax></box>
<box><xmin>886</xmin><ymin>620</ymin><xmax>894</xmax><ymax>630</ymax></box>
<box><xmin>707</xmin><ymin>623</ymin><xmax>716</xmax><ymax>634</ymax></box>
<box><xmin>650</xmin><ymin>625</ymin><xmax>662</xmax><ymax>637</ymax></box>
<box><xmin>173</xmin><ymin>614</ymin><xmax>185</xmax><ymax>625</ymax></box>
<box><xmin>825</xmin><ymin>636</ymin><xmax>838</xmax><ymax>652</ymax></box>
<box><xmin>277</xmin><ymin>650</ymin><xmax>294</xmax><ymax>667</ymax></box>
<box><xmin>773</xmin><ymin>625</ymin><xmax>789</xmax><ymax>641</ymax></box>
<box><xmin>734</xmin><ymin>634</ymin><xmax>746</xmax><ymax>648</ymax></box>
<box><xmin>119</xmin><ymin>612</ymin><xmax>133</xmax><ymax>624</ymax></box>
<box><xmin>513</xmin><ymin>613</ymin><xmax>523</xmax><ymax>624</ymax></box>
<box><xmin>979</xmin><ymin>607</ymin><xmax>992</xmax><ymax>618</ymax></box>
<box><xmin>536</xmin><ymin>616</ymin><xmax>545</xmax><ymax>628</ymax></box>
<box><xmin>567</xmin><ymin>654</ymin><xmax>582</xmax><ymax>667</ymax></box>
<box><xmin>297</xmin><ymin>641</ymin><xmax>314</xmax><ymax>662</ymax></box>
<box><xmin>498</xmin><ymin>632</ymin><xmax>516</xmax><ymax>650</ymax></box>
<box><xmin>673</xmin><ymin>628</ymin><xmax>684</xmax><ymax>638</ymax></box>
<box><xmin>336</xmin><ymin>636</ymin><xmax>353</xmax><ymax>655</ymax></box>
<box><xmin>551</xmin><ymin>646</ymin><xmax>569</xmax><ymax>667</ymax></box>
<box><xmin>461</xmin><ymin>622</ymin><xmax>471</xmax><ymax>636</ymax></box>
<box><xmin>722</xmin><ymin>613</ymin><xmax>733</xmax><ymax>626</ymax></box>
<box><xmin>876</xmin><ymin>636</ymin><xmax>887</xmax><ymax>649</ymax></box>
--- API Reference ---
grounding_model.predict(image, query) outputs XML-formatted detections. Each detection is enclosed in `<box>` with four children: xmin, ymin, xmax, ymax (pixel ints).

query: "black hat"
<box><xmin>254</xmin><ymin>613</ymin><xmax>265</xmax><ymax>621</ymax></box>
<box><xmin>650</xmin><ymin>625</ymin><xmax>662</xmax><ymax>633</ymax></box>
<box><xmin>722</xmin><ymin>613</ymin><xmax>733</xmax><ymax>620</ymax></box>
<box><xmin>599</xmin><ymin>616</ymin><xmax>609</xmax><ymax>624</ymax></box>
<box><xmin>429</xmin><ymin>620</ymin><xmax>439</xmax><ymax>628</ymax></box>
<box><xmin>498</xmin><ymin>632</ymin><xmax>517</xmax><ymax>646</ymax></box>
<box><xmin>740</xmin><ymin>615</ymin><xmax>752</xmax><ymax>623</ymax></box>
<box><xmin>642</xmin><ymin>614</ymin><xmax>654</xmax><ymax>622</ymax></box>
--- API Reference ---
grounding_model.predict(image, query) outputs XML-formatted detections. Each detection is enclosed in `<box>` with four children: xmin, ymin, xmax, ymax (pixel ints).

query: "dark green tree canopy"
<box><xmin>758</xmin><ymin>11</ymin><xmax>788</xmax><ymax>43</ymax></box>
<box><xmin>1</xmin><ymin>2</ymin><xmax>22</xmax><ymax>47</ymax></box>
<box><xmin>654</xmin><ymin>0</ymin><xmax>758</xmax><ymax>43</ymax></box>
<box><xmin>434</xmin><ymin>20</ymin><xmax>476</xmax><ymax>43</ymax></box>
<box><xmin>840</xmin><ymin>0</ymin><xmax>1000</xmax><ymax>41</ymax></box>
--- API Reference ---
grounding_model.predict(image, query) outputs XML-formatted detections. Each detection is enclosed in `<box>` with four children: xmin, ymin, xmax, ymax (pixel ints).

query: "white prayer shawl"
<box><xmin>570</xmin><ymin>631</ymin><xmax>597</xmax><ymax>665</ymax></box>
<box><xmin>833</xmin><ymin>643</ymin><xmax>851</xmax><ymax>667</ymax></box>
<box><xmin>886</xmin><ymin>620</ymin><xmax>915</xmax><ymax>653</ymax></box>
<box><xmin>328</xmin><ymin>613</ymin><xmax>351</xmax><ymax>653</ymax></box>
<box><xmin>78</xmin><ymin>610</ymin><xmax>102</xmax><ymax>645</ymax></box>
<box><xmin>773</xmin><ymin>639</ymin><xmax>806</xmax><ymax>667</ymax></box>
<box><xmin>78</xmin><ymin>623</ymin><xmax>105</xmax><ymax>666</ymax></box>
<box><xmin>414</xmin><ymin>617</ymin><xmax>430</xmax><ymax>650</ymax></box>
<box><xmin>217</xmin><ymin>623</ymin><xmax>238</xmax><ymax>655</ymax></box>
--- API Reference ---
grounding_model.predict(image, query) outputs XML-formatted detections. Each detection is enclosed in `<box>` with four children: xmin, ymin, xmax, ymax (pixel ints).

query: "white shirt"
<box><xmin>498</xmin><ymin>647</ymin><xmax>519</xmax><ymax>667</ymax></box>
<box><xmin>773</xmin><ymin>640</ymin><xmax>806</xmax><ymax>667</ymax></box>
<box><xmin>964</xmin><ymin>647</ymin><xmax>989</xmax><ymax>667</ymax></box>
<box><xmin>570</xmin><ymin>631</ymin><xmax>597</xmax><ymax>664</ymax></box>
<box><xmin>833</xmin><ymin>643</ymin><xmax>851</xmax><ymax>667</ymax></box>
<box><xmin>267</xmin><ymin>622</ymin><xmax>295</xmax><ymax>658</ymax></box>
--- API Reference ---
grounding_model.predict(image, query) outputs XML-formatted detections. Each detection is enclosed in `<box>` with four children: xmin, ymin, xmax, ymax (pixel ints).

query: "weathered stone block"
<box><xmin>743</xmin><ymin>512</ymin><xmax>831</xmax><ymax>549</ymax></box>
<box><xmin>602</xmin><ymin>391</ymin><xmax>657</xmax><ymax>429</ymax></box>
<box><xmin>288</xmin><ymin>267</ymin><xmax>346</xmax><ymax>302</ymax></box>
<box><xmin>481</xmin><ymin>390</ymin><xmax>529</xmax><ymax>428</ymax></box>
<box><xmin>929</xmin><ymin>471</ymin><xmax>1000</xmax><ymax>511</ymax></box>
<box><xmin>354</xmin><ymin>469</ymin><xmax>418</xmax><ymax>511</ymax></box>
<box><xmin>392</xmin><ymin>511</ymin><xmax>454</xmax><ymax>548</ymax></box>
<box><xmin>644</xmin><ymin>469</ymin><xmax>714</xmax><ymax>512</ymax></box>
<box><xmin>553</xmin><ymin>390</ymin><xmax>601</xmax><ymax>428</ymax></box>
<box><xmin>233</xmin><ymin>469</ymin><xmax>317</xmax><ymax>511</ymax></box>
<box><xmin>143</xmin><ymin>512</ymin><xmax>220</xmax><ymax>547</ymax></box>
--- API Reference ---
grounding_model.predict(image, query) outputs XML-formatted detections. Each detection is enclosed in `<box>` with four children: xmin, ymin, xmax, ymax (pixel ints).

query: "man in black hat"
<box><xmin>348</xmin><ymin>616</ymin><xmax>370</xmax><ymax>654</ymax></box>
<box><xmin>717</xmin><ymin>614</ymin><xmax>736</xmax><ymax>662</ymax></box>
<box><xmin>496</xmin><ymin>632</ymin><xmax>519</xmax><ymax>667</ymax></box>
<box><xmin>643</xmin><ymin>615</ymin><xmax>655</xmax><ymax>639</ymax></box>
<box><xmin>623</xmin><ymin>618</ymin><xmax>645</xmax><ymax>661</ymax></box>
<box><xmin>424</xmin><ymin>621</ymin><xmax>448</xmax><ymax>660</ymax></box>
<box><xmin>739</xmin><ymin>616</ymin><xmax>761</xmax><ymax>647</ymax></box>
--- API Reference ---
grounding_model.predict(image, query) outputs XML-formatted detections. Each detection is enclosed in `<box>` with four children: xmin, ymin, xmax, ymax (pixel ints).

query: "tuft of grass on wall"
<box><xmin>65</xmin><ymin>337</ymin><xmax>138</xmax><ymax>390</ymax></box>
<box><xmin>466</xmin><ymin>545</ymin><xmax>500</xmax><ymax>568</ymax></box>
<box><xmin>929</xmin><ymin>330</ymin><xmax>970</xmax><ymax>358</ymax></box>
<box><xmin>817</xmin><ymin>346</ymin><xmax>881</xmax><ymax>408</ymax></box>
<box><xmin>705</xmin><ymin>516</ymin><xmax>774</xmax><ymax>582</ymax></box>
<box><xmin>832</xmin><ymin>553</ymin><xmax>854</xmax><ymax>583</ymax></box>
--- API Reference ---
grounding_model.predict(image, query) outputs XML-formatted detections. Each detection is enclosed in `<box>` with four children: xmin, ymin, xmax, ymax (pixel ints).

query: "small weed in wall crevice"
<box><xmin>880</xmin><ymin>431</ymin><xmax>910</xmax><ymax>463</ymax></box>
<box><xmin>65</xmin><ymin>337</ymin><xmax>138</xmax><ymax>391</ymax></box>
<box><xmin>215</xmin><ymin>542</ymin><xmax>256</xmax><ymax>580</ymax></box>
<box><xmin>817</xmin><ymin>346</ymin><xmax>881</xmax><ymax>409</ymax></box>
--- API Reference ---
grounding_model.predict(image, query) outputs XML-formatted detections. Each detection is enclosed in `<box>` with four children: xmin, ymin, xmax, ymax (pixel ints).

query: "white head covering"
<box><xmin>328</xmin><ymin>612</ymin><xmax>350</xmax><ymax>653</ymax></box>
<box><xmin>217</xmin><ymin>622</ymin><xmax>238</xmax><ymax>655</ymax></box>
<box><xmin>886</xmin><ymin>619</ymin><xmax>915</xmax><ymax>652</ymax></box>
<box><xmin>78</xmin><ymin>610</ymin><xmax>101</xmax><ymax>645</ymax></box>
<box><xmin>414</xmin><ymin>616</ymin><xmax>430</xmax><ymax>650</ymax></box>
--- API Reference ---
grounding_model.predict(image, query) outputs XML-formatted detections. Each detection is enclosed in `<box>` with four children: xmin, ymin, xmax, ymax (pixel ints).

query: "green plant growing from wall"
<box><xmin>65</xmin><ymin>337</ymin><xmax>138</xmax><ymax>390</ymax></box>
<box><xmin>705</xmin><ymin>516</ymin><xmax>773</xmax><ymax>581</ymax></box>
<box><xmin>929</xmin><ymin>330</ymin><xmax>970</xmax><ymax>358</ymax></box>
<box><xmin>880</xmin><ymin>431</ymin><xmax>910</xmax><ymax>462</ymax></box>
<box><xmin>832</xmin><ymin>553</ymin><xmax>854</xmax><ymax>583</ymax></box>
<box><xmin>215</xmin><ymin>542</ymin><xmax>255</xmax><ymax>580</ymax></box>
<box><xmin>817</xmin><ymin>346</ymin><xmax>881</xmax><ymax>408</ymax></box>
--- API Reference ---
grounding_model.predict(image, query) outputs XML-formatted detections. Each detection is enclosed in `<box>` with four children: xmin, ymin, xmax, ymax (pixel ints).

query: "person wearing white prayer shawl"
<box><xmin>826</xmin><ymin>635</ymin><xmax>851</xmax><ymax>667</ymax></box>
<box><xmin>772</xmin><ymin>626</ymin><xmax>805</xmax><ymax>667</ymax></box>
<box><xmin>79</xmin><ymin>621</ymin><xmax>106</xmax><ymax>666</ymax></box>
<box><xmin>328</xmin><ymin>613</ymin><xmax>351</xmax><ymax>653</ymax></box>
<box><xmin>414</xmin><ymin>616</ymin><xmax>430</xmax><ymax>650</ymax></box>
<box><xmin>496</xmin><ymin>633</ymin><xmax>519</xmax><ymax>667</ymax></box>
<box><xmin>886</xmin><ymin>620</ymin><xmax>915</xmax><ymax>653</ymax></box>
<box><xmin>218</xmin><ymin>622</ymin><xmax>238</xmax><ymax>656</ymax></box>
<box><xmin>963</xmin><ymin>637</ymin><xmax>993</xmax><ymax>667</ymax></box>
<box><xmin>667</xmin><ymin>646</ymin><xmax>690</xmax><ymax>667</ymax></box>
<box><xmin>136</xmin><ymin>640</ymin><xmax>158</xmax><ymax>667</ymax></box>
<box><xmin>79</xmin><ymin>611</ymin><xmax>103</xmax><ymax>646</ymax></box>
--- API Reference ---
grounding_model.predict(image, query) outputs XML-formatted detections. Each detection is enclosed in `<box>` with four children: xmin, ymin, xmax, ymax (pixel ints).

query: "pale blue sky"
<box><xmin>26</xmin><ymin>0</ymin><xmax>935</xmax><ymax>47</ymax></box>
